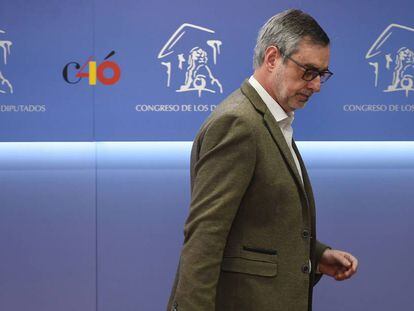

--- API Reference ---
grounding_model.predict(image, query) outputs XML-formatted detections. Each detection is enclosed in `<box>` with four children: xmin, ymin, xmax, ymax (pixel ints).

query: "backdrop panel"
<box><xmin>1</xmin><ymin>0</ymin><xmax>413</xmax><ymax>141</ymax></box>
<box><xmin>96</xmin><ymin>141</ymin><xmax>414</xmax><ymax>311</ymax></box>
<box><xmin>0</xmin><ymin>143</ymin><xmax>96</xmax><ymax>311</ymax></box>
<box><xmin>93</xmin><ymin>0</ymin><xmax>414</xmax><ymax>140</ymax></box>
<box><xmin>0</xmin><ymin>0</ymin><xmax>94</xmax><ymax>141</ymax></box>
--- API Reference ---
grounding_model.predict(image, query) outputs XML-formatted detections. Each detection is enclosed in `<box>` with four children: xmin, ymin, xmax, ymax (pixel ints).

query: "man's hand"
<box><xmin>318</xmin><ymin>249</ymin><xmax>358</xmax><ymax>281</ymax></box>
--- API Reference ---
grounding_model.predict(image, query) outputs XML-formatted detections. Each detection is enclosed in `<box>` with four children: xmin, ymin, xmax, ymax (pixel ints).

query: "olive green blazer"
<box><xmin>168</xmin><ymin>80</ymin><xmax>329</xmax><ymax>311</ymax></box>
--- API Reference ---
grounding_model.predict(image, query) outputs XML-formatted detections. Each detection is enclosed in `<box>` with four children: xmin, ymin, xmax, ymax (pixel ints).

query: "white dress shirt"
<box><xmin>248</xmin><ymin>76</ymin><xmax>303</xmax><ymax>184</ymax></box>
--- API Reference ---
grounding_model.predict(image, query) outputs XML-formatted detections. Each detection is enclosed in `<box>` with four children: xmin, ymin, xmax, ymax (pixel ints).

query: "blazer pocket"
<box><xmin>242</xmin><ymin>246</ymin><xmax>277</xmax><ymax>256</ymax></box>
<box><xmin>221</xmin><ymin>257</ymin><xmax>277</xmax><ymax>277</ymax></box>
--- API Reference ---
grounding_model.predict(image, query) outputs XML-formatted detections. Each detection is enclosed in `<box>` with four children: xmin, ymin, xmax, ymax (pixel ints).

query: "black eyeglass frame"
<box><xmin>284</xmin><ymin>54</ymin><xmax>333</xmax><ymax>84</ymax></box>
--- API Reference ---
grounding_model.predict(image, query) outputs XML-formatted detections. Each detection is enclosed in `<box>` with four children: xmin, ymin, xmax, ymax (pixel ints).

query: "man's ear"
<box><xmin>263</xmin><ymin>46</ymin><xmax>282</xmax><ymax>71</ymax></box>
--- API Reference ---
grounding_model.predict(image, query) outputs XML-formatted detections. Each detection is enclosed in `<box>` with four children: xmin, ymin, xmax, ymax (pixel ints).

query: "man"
<box><xmin>168</xmin><ymin>9</ymin><xmax>358</xmax><ymax>311</ymax></box>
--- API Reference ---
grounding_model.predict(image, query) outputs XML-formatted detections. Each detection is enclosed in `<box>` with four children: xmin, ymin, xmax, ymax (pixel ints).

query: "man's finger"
<box><xmin>335</xmin><ymin>252</ymin><xmax>352</xmax><ymax>268</ymax></box>
<box><xmin>343</xmin><ymin>253</ymin><xmax>359</xmax><ymax>271</ymax></box>
<box><xmin>339</xmin><ymin>254</ymin><xmax>358</xmax><ymax>279</ymax></box>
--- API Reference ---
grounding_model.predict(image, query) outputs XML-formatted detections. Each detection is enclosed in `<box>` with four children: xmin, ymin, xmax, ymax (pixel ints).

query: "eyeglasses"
<box><xmin>284</xmin><ymin>55</ymin><xmax>333</xmax><ymax>84</ymax></box>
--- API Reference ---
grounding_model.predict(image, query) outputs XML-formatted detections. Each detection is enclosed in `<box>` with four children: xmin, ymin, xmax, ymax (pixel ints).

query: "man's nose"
<box><xmin>307</xmin><ymin>75</ymin><xmax>321</xmax><ymax>93</ymax></box>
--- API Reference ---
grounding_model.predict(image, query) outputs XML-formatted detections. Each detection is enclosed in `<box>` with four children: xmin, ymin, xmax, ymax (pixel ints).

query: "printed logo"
<box><xmin>366</xmin><ymin>24</ymin><xmax>414</xmax><ymax>97</ymax></box>
<box><xmin>0</xmin><ymin>29</ymin><xmax>13</xmax><ymax>94</ymax></box>
<box><xmin>63</xmin><ymin>50</ymin><xmax>121</xmax><ymax>86</ymax></box>
<box><xmin>158</xmin><ymin>23</ymin><xmax>223</xmax><ymax>97</ymax></box>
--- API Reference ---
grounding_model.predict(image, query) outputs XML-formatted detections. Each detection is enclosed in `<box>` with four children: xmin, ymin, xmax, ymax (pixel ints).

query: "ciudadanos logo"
<box><xmin>158</xmin><ymin>23</ymin><xmax>223</xmax><ymax>98</ymax></box>
<box><xmin>63</xmin><ymin>50</ymin><xmax>121</xmax><ymax>86</ymax></box>
<box><xmin>366</xmin><ymin>24</ymin><xmax>414</xmax><ymax>97</ymax></box>
<box><xmin>0</xmin><ymin>28</ymin><xmax>13</xmax><ymax>94</ymax></box>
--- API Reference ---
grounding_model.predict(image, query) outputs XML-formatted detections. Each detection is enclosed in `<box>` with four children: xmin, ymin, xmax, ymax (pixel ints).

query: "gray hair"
<box><xmin>253</xmin><ymin>9</ymin><xmax>330</xmax><ymax>69</ymax></box>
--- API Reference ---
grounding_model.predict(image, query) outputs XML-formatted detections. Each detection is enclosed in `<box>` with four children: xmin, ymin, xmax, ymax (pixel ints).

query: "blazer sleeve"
<box><xmin>171</xmin><ymin>114</ymin><xmax>256</xmax><ymax>310</ymax></box>
<box><xmin>313</xmin><ymin>239</ymin><xmax>331</xmax><ymax>286</ymax></box>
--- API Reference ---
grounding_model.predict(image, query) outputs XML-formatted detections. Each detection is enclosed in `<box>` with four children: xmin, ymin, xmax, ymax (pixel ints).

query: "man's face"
<box><xmin>269</xmin><ymin>39</ymin><xmax>330</xmax><ymax>112</ymax></box>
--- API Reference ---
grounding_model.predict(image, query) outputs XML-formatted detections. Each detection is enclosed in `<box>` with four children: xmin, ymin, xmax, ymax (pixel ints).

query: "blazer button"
<box><xmin>302</xmin><ymin>229</ymin><xmax>310</xmax><ymax>238</ymax></box>
<box><xmin>301</xmin><ymin>264</ymin><xmax>310</xmax><ymax>274</ymax></box>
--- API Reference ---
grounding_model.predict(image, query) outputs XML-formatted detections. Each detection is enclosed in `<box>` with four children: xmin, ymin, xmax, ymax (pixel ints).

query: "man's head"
<box><xmin>253</xmin><ymin>9</ymin><xmax>331</xmax><ymax>112</ymax></box>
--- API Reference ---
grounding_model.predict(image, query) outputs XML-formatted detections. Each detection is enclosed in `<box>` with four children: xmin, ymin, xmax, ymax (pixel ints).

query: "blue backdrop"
<box><xmin>0</xmin><ymin>0</ymin><xmax>413</xmax><ymax>140</ymax></box>
<box><xmin>0</xmin><ymin>1</ymin><xmax>413</xmax><ymax>310</ymax></box>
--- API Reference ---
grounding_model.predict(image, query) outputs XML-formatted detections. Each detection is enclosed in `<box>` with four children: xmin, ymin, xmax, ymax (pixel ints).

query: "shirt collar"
<box><xmin>248</xmin><ymin>75</ymin><xmax>294</xmax><ymax>126</ymax></box>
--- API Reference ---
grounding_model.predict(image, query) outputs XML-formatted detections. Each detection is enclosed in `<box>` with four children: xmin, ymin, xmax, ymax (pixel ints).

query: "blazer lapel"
<box><xmin>292</xmin><ymin>140</ymin><xmax>315</xmax><ymax>213</ymax></box>
<box><xmin>241</xmin><ymin>80</ymin><xmax>307</xmax><ymax>197</ymax></box>
<box><xmin>292</xmin><ymin>140</ymin><xmax>313</xmax><ymax>206</ymax></box>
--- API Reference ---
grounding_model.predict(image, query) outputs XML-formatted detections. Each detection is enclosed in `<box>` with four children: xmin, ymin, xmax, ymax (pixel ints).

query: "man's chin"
<box><xmin>290</xmin><ymin>100</ymin><xmax>308</xmax><ymax>111</ymax></box>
